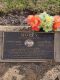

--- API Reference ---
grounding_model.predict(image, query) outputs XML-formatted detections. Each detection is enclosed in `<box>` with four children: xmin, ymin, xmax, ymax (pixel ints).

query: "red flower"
<box><xmin>54</xmin><ymin>16</ymin><xmax>60</xmax><ymax>23</ymax></box>
<box><xmin>26</xmin><ymin>15</ymin><xmax>41</xmax><ymax>31</ymax></box>
<box><xmin>53</xmin><ymin>16</ymin><xmax>60</xmax><ymax>31</ymax></box>
<box><xmin>53</xmin><ymin>22</ymin><xmax>60</xmax><ymax>31</ymax></box>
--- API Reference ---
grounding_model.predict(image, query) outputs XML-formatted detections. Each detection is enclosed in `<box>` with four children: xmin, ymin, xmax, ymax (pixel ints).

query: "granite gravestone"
<box><xmin>1</xmin><ymin>31</ymin><xmax>54</xmax><ymax>62</ymax></box>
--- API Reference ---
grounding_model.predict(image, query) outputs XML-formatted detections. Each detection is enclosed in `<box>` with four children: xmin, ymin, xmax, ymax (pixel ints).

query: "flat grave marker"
<box><xmin>0</xmin><ymin>31</ymin><xmax>54</xmax><ymax>62</ymax></box>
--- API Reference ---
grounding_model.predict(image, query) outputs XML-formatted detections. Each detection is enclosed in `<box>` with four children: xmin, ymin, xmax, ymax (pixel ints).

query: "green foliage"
<box><xmin>0</xmin><ymin>0</ymin><xmax>60</xmax><ymax>15</ymax></box>
<box><xmin>3</xmin><ymin>0</ymin><xmax>27</xmax><ymax>11</ymax></box>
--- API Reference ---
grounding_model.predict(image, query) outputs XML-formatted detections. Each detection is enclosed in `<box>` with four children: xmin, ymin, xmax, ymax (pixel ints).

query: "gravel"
<box><xmin>0</xmin><ymin>13</ymin><xmax>27</xmax><ymax>26</ymax></box>
<box><xmin>0</xmin><ymin>62</ymin><xmax>60</xmax><ymax>80</ymax></box>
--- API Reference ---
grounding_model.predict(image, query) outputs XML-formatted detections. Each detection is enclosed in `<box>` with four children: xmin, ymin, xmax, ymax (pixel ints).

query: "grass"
<box><xmin>0</xmin><ymin>0</ymin><xmax>60</xmax><ymax>15</ymax></box>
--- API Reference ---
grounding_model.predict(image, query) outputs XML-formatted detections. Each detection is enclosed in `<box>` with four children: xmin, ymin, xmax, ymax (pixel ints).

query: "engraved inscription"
<box><xmin>3</xmin><ymin>32</ymin><xmax>54</xmax><ymax>60</ymax></box>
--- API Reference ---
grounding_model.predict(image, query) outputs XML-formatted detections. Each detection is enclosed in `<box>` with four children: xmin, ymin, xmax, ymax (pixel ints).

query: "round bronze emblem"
<box><xmin>24</xmin><ymin>39</ymin><xmax>34</xmax><ymax>47</ymax></box>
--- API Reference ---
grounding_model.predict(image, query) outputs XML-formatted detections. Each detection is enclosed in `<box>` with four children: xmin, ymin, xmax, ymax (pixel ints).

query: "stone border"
<box><xmin>0</xmin><ymin>25</ymin><xmax>30</xmax><ymax>32</ymax></box>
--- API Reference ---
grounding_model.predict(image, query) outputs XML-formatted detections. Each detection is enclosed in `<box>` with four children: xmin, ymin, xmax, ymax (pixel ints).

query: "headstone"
<box><xmin>0</xmin><ymin>31</ymin><xmax>54</xmax><ymax>62</ymax></box>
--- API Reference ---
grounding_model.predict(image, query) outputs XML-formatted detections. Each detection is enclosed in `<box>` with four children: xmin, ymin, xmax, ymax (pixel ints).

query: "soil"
<box><xmin>0</xmin><ymin>61</ymin><xmax>60</xmax><ymax>80</ymax></box>
<box><xmin>0</xmin><ymin>12</ymin><xmax>25</xmax><ymax>26</ymax></box>
<box><xmin>0</xmin><ymin>9</ymin><xmax>37</xmax><ymax>26</ymax></box>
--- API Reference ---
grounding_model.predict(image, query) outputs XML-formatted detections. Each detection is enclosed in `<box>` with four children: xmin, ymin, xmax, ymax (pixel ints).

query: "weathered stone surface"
<box><xmin>0</xmin><ymin>66</ymin><xmax>25</xmax><ymax>80</ymax></box>
<box><xmin>0</xmin><ymin>25</ymin><xmax>30</xmax><ymax>32</ymax></box>
<box><xmin>40</xmin><ymin>65</ymin><xmax>60</xmax><ymax>80</ymax></box>
<box><xmin>0</xmin><ymin>62</ymin><xmax>59</xmax><ymax>80</ymax></box>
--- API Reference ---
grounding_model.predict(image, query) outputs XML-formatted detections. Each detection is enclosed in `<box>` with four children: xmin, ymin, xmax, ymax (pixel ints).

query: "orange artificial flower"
<box><xmin>53</xmin><ymin>16</ymin><xmax>60</xmax><ymax>31</ymax></box>
<box><xmin>54</xmin><ymin>16</ymin><xmax>60</xmax><ymax>23</ymax></box>
<box><xmin>26</xmin><ymin>15</ymin><xmax>41</xmax><ymax>31</ymax></box>
<box><xmin>53</xmin><ymin>22</ymin><xmax>60</xmax><ymax>31</ymax></box>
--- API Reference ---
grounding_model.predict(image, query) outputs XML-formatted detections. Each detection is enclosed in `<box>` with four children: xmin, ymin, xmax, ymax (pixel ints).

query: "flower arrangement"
<box><xmin>26</xmin><ymin>12</ymin><xmax>60</xmax><ymax>32</ymax></box>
